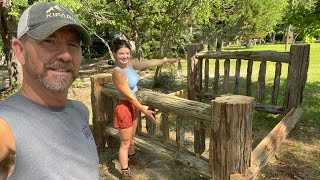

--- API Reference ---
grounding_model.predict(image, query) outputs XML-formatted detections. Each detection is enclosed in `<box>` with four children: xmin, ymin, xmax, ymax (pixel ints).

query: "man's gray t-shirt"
<box><xmin>0</xmin><ymin>93</ymin><xmax>99</xmax><ymax>179</ymax></box>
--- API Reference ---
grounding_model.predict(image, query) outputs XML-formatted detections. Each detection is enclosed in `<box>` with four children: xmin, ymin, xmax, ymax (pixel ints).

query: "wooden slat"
<box><xmin>272</xmin><ymin>62</ymin><xmax>282</xmax><ymax>105</ymax></box>
<box><xmin>213</xmin><ymin>59</ymin><xmax>220</xmax><ymax>97</ymax></box>
<box><xmin>257</xmin><ymin>61</ymin><xmax>266</xmax><ymax>102</ymax></box>
<box><xmin>137</xmin><ymin>112</ymin><xmax>142</xmax><ymax>134</ymax></box>
<box><xmin>194</xmin><ymin>120</ymin><xmax>206</xmax><ymax>157</ymax></box>
<box><xmin>234</xmin><ymin>58</ymin><xmax>241</xmax><ymax>94</ymax></box>
<box><xmin>160</xmin><ymin>112</ymin><xmax>170</xmax><ymax>143</ymax></box>
<box><xmin>146</xmin><ymin>108</ymin><xmax>156</xmax><ymax>138</ymax></box>
<box><xmin>247</xmin><ymin>107</ymin><xmax>302</xmax><ymax>179</ymax></box>
<box><xmin>246</xmin><ymin>60</ymin><xmax>253</xmax><ymax>96</ymax></box>
<box><xmin>204</xmin><ymin>59</ymin><xmax>209</xmax><ymax>92</ymax></box>
<box><xmin>197</xmin><ymin>58</ymin><xmax>203</xmax><ymax>92</ymax></box>
<box><xmin>197</xmin><ymin>50</ymin><xmax>291</xmax><ymax>63</ymax></box>
<box><xmin>176</xmin><ymin>115</ymin><xmax>186</xmax><ymax>151</ymax></box>
<box><xmin>105</xmin><ymin>97</ymin><xmax>113</xmax><ymax>127</ymax></box>
<box><xmin>223</xmin><ymin>59</ymin><xmax>230</xmax><ymax>94</ymax></box>
<box><xmin>104</xmin><ymin>126</ymin><xmax>211</xmax><ymax>178</ymax></box>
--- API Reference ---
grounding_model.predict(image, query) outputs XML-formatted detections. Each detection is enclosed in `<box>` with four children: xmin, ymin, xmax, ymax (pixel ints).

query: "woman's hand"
<box><xmin>144</xmin><ymin>109</ymin><xmax>156</xmax><ymax>124</ymax></box>
<box><xmin>163</xmin><ymin>57</ymin><xmax>178</xmax><ymax>64</ymax></box>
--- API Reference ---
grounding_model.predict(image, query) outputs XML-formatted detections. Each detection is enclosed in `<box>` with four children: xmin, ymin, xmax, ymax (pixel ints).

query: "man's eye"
<box><xmin>43</xmin><ymin>39</ymin><xmax>55</xmax><ymax>44</ymax></box>
<box><xmin>69</xmin><ymin>43</ymin><xmax>79</xmax><ymax>48</ymax></box>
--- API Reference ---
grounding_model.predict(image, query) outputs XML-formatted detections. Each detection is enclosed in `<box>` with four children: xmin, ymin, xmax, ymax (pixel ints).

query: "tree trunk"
<box><xmin>0</xmin><ymin>1</ymin><xmax>20</xmax><ymax>89</ymax></box>
<box><xmin>216</xmin><ymin>38</ymin><xmax>222</xmax><ymax>51</ymax></box>
<box><xmin>125</xmin><ymin>0</ymin><xmax>143</xmax><ymax>61</ymax></box>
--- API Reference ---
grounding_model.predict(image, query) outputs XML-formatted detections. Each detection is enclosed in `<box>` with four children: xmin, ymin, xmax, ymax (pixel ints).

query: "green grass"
<box><xmin>205</xmin><ymin>43</ymin><xmax>320</xmax><ymax>128</ymax></box>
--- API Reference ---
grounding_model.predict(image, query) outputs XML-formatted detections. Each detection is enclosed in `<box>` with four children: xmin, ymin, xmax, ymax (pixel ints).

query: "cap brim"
<box><xmin>27</xmin><ymin>19</ymin><xmax>92</xmax><ymax>46</ymax></box>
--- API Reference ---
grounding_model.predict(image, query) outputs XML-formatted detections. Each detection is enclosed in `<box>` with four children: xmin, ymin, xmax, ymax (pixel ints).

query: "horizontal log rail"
<box><xmin>196</xmin><ymin>50</ymin><xmax>291</xmax><ymax>63</ymax></box>
<box><xmin>101</xmin><ymin>84</ymin><xmax>212</xmax><ymax>122</ymax></box>
<box><xmin>195</xmin><ymin>90</ymin><xmax>285</xmax><ymax>114</ymax></box>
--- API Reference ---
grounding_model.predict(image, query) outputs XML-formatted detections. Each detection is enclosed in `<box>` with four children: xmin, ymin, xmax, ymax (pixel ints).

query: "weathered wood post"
<box><xmin>90</xmin><ymin>74</ymin><xmax>113</xmax><ymax>148</ymax></box>
<box><xmin>209</xmin><ymin>95</ymin><xmax>255</xmax><ymax>180</ymax></box>
<box><xmin>284</xmin><ymin>44</ymin><xmax>310</xmax><ymax>113</ymax></box>
<box><xmin>186</xmin><ymin>43</ymin><xmax>203</xmax><ymax>100</ymax></box>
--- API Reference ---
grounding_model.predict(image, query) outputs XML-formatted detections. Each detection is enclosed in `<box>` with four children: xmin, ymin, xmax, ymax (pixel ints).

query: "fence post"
<box><xmin>186</xmin><ymin>43</ymin><xmax>203</xmax><ymax>100</ymax></box>
<box><xmin>90</xmin><ymin>74</ymin><xmax>113</xmax><ymax>148</ymax></box>
<box><xmin>284</xmin><ymin>44</ymin><xmax>310</xmax><ymax>113</ymax></box>
<box><xmin>209</xmin><ymin>95</ymin><xmax>255</xmax><ymax>179</ymax></box>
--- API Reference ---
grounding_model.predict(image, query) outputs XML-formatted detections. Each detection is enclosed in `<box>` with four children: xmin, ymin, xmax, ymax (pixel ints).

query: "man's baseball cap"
<box><xmin>17</xmin><ymin>2</ymin><xmax>91</xmax><ymax>46</ymax></box>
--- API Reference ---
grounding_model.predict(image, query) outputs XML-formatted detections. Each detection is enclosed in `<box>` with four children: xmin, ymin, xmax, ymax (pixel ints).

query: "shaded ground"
<box><xmin>98</xmin><ymin>145</ymin><xmax>208</xmax><ymax>180</ymax></box>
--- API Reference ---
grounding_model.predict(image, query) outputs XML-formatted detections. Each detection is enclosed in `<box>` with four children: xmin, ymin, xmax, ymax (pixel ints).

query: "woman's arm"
<box><xmin>131</xmin><ymin>58</ymin><xmax>177</xmax><ymax>70</ymax></box>
<box><xmin>0</xmin><ymin>117</ymin><xmax>15</xmax><ymax>180</ymax></box>
<box><xmin>112</xmin><ymin>69</ymin><xmax>156</xmax><ymax>123</ymax></box>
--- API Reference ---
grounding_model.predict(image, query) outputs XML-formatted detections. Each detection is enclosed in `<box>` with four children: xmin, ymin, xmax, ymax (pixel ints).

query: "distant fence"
<box><xmin>91</xmin><ymin>44</ymin><xmax>310</xmax><ymax>179</ymax></box>
<box><xmin>187</xmin><ymin>44</ymin><xmax>310</xmax><ymax>115</ymax></box>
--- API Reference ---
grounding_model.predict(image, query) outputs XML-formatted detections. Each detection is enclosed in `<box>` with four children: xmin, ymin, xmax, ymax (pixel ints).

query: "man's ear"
<box><xmin>11</xmin><ymin>37</ymin><xmax>26</xmax><ymax>65</ymax></box>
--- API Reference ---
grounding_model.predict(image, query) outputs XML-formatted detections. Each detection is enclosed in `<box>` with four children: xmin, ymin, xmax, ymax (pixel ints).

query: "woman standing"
<box><xmin>112</xmin><ymin>39</ymin><xmax>176</xmax><ymax>179</ymax></box>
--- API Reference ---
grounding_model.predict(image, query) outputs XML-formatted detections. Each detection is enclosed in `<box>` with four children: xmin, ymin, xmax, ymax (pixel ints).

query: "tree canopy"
<box><xmin>1</xmin><ymin>0</ymin><xmax>320</xmax><ymax>59</ymax></box>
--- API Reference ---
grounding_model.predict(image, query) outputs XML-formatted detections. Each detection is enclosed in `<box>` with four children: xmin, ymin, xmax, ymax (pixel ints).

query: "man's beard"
<box><xmin>25</xmin><ymin>53</ymin><xmax>78</xmax><ymax>93</ymax></box>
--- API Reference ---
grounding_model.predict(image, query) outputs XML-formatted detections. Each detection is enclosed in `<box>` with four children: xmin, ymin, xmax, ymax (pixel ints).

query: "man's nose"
<box><xmin>56</xmin><ymin>45</ymin><xmax>73</xmax><ymax>61</ymax></box>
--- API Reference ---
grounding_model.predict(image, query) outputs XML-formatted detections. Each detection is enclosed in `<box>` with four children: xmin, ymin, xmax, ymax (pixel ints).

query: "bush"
<box><xmin>152</xmin><ymin>67</ymin><xmax>177</xmax><ymax>89</ymax></box>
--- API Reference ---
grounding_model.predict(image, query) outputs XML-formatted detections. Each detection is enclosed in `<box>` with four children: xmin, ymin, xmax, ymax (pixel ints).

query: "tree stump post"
<box><xmin>209</xmin><ymin>95</ymin><xmax>255</xmax><ymax>180</ymax></box>
<box><xmin>186</xmin><ymin>43</ymin><xmax>203</xmax><ymax>100</ymax></box>
<box><xmin>90</xmin><ymin>74</ymin><xmax>113</xmax><ymax>148</ymax></box>
<box><xmin>284</xmin><ymin>44</ymin><xmax>310</xmax><ymax>113</ymax></box>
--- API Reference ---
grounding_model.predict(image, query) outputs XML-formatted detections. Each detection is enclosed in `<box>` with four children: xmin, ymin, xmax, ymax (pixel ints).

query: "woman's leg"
<box><xmin>118</xmin><ymin>126</ymin><xmax>133</xmax><ymax>169</ymax></box>
<box><xmin>127</xmin><ymin>118</ymin><xmax>149</xmax><ymax>167</ymax></box>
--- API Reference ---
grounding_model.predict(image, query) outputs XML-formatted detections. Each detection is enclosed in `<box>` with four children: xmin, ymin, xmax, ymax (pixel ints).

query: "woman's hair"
<box><xmin>112</xmin><ymin>39</ymin><xmax>131</xmax><ymax>53</ymax></box>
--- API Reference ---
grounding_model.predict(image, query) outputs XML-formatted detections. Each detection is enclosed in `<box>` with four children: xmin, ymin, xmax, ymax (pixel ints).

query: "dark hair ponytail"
<box><xmin>112</xmin><ymin>39</ymin><xmax>131</xmax><ymax>53</ymax></box>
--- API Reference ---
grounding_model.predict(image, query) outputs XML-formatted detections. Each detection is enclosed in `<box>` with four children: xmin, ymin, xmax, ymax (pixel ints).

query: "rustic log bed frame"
<box><xmin>91</xmin><ymin>44</ymin><xmax>310</xmax><ymax>179</ymax></box>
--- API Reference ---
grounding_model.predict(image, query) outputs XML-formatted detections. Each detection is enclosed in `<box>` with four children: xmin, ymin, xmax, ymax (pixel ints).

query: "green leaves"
<box><xmin>284</xmin><ymin>0</ymin><xmax>320</xmax><ymax>40</ymax></box>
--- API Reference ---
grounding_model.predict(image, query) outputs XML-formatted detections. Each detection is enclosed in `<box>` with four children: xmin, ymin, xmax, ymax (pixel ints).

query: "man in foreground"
<box><xmin>0</xmin><ymin>2</ymin><xmax>99</xmax><ymax>179</ymax></box>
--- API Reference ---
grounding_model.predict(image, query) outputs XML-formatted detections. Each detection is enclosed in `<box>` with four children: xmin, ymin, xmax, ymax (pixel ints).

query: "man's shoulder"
<box><xmin>0</xmin><ymin>93</ymin><xmax>19</xmax><ymax>113</ymax></box>
<box><xmin>68</xmin><ymin>99</ymin><xmax>87</xmax><ymax>108</ymax></box>
<box><xmin>68</xmin><ymin>99</ymin><xmax>89</xmax><ymax>113</ymax></box>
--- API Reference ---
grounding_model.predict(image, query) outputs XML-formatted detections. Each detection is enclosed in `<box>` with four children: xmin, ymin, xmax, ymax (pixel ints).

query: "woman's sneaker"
<box><xmin>122</xmin><ymin>168</ymin><xmax>136</xmax><ymax>180</ymax></box>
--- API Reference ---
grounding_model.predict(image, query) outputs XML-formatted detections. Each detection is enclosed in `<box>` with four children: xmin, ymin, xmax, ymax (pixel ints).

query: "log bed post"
<box><xmin>284</xmin><ymin>44</ymin><xmax>310</xmax><ymax>113</ymax></box>
<box><xmin>209</xmin><ymin>95</ymin><xmax>255</xmax><ymax>180</ymax></box>
<box><xmin>186</xmin><ymin>43</ymin><xmax>203</xmax><ymax>100</ymax></box>
<box><xmin>90</xmin><ymin>74</ymin><xmax>113</xmax><ymax>148</ymax></box>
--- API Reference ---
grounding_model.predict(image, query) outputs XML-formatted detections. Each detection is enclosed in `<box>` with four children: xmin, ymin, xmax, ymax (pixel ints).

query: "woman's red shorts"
<box><xmin>113</xmin><ymin>99</ymin><xmax>139</xmax><ymax>129</ymax></box>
